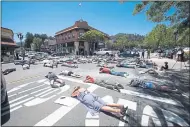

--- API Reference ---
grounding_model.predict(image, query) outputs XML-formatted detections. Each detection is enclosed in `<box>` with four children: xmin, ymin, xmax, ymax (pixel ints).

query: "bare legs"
<box><xmin>101</xmin><ymin>106</ymin><xmax>121</xmax><ymax>114</ymax></box>
<box><xmin>101</xmin><ymin>103</ymin><xmax>125</xmax><ymax>115</ymax></box>
<box><xmin>106</xmin><ymin>103</ymin><xmax>123</xmax><ymax>108</ymax></box>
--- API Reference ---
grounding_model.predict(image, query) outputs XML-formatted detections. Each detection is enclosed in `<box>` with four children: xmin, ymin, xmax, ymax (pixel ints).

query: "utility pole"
<box><xmin>17</xmin><ymin>33</ymin><xmax>25</xmax><ymax>60</ymax></box>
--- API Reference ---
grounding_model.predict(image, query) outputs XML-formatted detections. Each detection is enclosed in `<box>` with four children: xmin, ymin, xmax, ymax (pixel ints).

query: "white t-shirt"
<box><xmin>61</xmin><ymin>70</ymin><xmax>69</xmax><ymax>75</ymax></box>
<box><xmin>23</xmin><ymin>64</ymin><xmax>29</xmax><ymax>69</ymax></box>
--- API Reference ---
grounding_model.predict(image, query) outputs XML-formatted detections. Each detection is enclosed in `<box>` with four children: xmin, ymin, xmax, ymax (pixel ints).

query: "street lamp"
<box><xmin>16</xmin><ymin>33</ymin><xmax>25</xmax><ymax>60</ymax></box>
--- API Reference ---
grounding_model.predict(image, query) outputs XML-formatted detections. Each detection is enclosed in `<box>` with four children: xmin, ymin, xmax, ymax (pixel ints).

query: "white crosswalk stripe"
<box><xmin>5</xmin><ymin>76</ymin><xmax>189</xmax><ymax>126</ymax></box>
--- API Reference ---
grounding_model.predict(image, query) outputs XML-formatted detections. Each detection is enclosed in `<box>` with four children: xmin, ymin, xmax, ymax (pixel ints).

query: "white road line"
<box><xmin>85</xmin><ymin>95</ymin><xmax>113</xmax><ymax>126</ymax></box>
<box><xmin>9</xmin><ymin>94</ymin><xmax>29</xmax><ymax>104</ymax></box>
<box><xmin>37</xmin><ymin>79</ymin><xmax>47</xmax><ymax>83</ymax></box>
<box><xmin>8</xmin><ymin>93</ymin><xmax>17</xmax><ymax>98</ymax></box>
<box><xmin>7</xmin><ymin>82</ymin><xmax>33</xmax><ymax>94</ymax></box>
<box><xmin>35</xmin><ymin>88</ymin><xmax>52</xmax><ymax>97</ymax></box>
<box><xmin>117</xmin><ymin>99</ymin><xmax>137</xmax><ymax>126</ymax></box>
<box><xmin>18</xmin><ymin>84</ymin><xmax>46</xmax><ymax>94</ymax></box>
<box><xmin>40</xmin><ymin>89</ymin><xmax>59</xmax><ymax>98</ymax></box>
<box><xmin>10</xmin><ymin>97</ymin><xmax>34</xmax><ymax>108</ymax></box>
<box><xmin>56</xmin><ymin>85</ymin><xmax>70</xmax><ymax>95</ymax></box>
<box><xmin>120</xmin><ymin>89</ymin><xmax>183</xmax><ymax>106</ymax></box>
<box><xmin>34</xmin><ymin>85</ymin><xmax>98</xmax><ymax>126</ymax></box>
<box><xmin>30</xmin><ymin>87</ymin><xmax>50</xmax><ymax>94</ymax></box>
<box><xmin>141</xmin><ymin>105</ymin><xmax>161</xmax><ymax>126</ymax></box>
<box><xmin>1</xmin><ymin>105</ymin><xmax>23</xmax><ymax>116</ymax></box>
<box><xmin>24</xmin><ymin>95</ymin><xmax>56</xmax><ymax>107</ymax></box>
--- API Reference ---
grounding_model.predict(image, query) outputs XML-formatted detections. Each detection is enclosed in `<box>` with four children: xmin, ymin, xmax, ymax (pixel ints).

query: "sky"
<box><xmin>2</xmin><ymin>1</ymin><xmax>168</xmax><ymax>43</ymax></box>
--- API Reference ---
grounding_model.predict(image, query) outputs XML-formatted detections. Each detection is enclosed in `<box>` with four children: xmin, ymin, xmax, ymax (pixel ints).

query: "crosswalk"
<box><xmin>2</xmin><ymin>76</ymin><xmax>189</xmax><ymax>126</ymax></box>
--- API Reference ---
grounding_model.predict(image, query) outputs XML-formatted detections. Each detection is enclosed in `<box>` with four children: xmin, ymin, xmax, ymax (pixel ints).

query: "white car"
<box><xmin>42</xmin><ymin>59</ymin><xmax>51</xmax><ymax>64</ymax></box>
<box><xmin>93</xmin><ymin>48</ymin><xmax>119</xmax><ymax>56</ymax></box>
<box><xmin>183</xmin><ymin>47</ymin><xmax>190</xmax><ymax>54</ymax></box>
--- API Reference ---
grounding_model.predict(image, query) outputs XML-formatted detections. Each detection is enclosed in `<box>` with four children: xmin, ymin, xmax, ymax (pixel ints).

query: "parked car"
<box><xmin>119</xmin><ymin>51</ymin><xmax>140</xmax><ymax>58</ymax></box>
<box><xmin>183</xmin><ymin>47</ymin><xmax>190</xmax><ymax>54</ymax></box>
<box><xmin>1</xmin><ymin>73</ymin><xmax>10</xmax><ymax>125</ymax></box>
<box><xmin>93</xmin><ymin>48</ymin><xmax>119</xmax><ymax>56</ymax></box>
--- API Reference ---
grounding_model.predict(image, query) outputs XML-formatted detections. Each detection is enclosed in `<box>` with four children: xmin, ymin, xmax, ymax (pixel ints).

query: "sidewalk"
<box><xmin>149</xmin><ymin>57</ymin><xmax>189</xmax><ymax>70</ymax></box>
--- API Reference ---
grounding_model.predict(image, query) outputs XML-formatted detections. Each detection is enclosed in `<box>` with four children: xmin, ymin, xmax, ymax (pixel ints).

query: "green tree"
<box><xmin>24</xmin><ymin>32</ymin><xmax>34</xmax><ymax>48</ymax></box>
<box><xmin>32</xmin><ymin>37</ymin><xmax>42</xmax><ymax>51</ymax></box>
<box><xmin>80</xmin><ymin>30</ymin><xmax>105</xmax><ymax>52</ymax></box>
<box><xmin>133</xmin><ymin>1</ymin><xmax>189</xmax><ymax>27</ymax></box>
<box><xmin>105</xmin><ymin>40</ymin><xmax>114</xmax><ymax>49</ymax></box>
<box><xmin>134</xmin><ymin>1</ymin><xmax>189</xmax><ymax>47</ymax></box>
<box><xmin>144</xmin><ymin>24</ymin><xmax>168</xmax><ymax>48</ymax></box>
<box><xmin>40</xmin><ymin>34</ymin><xmax>48</xmax><ymax>43</ymax></box>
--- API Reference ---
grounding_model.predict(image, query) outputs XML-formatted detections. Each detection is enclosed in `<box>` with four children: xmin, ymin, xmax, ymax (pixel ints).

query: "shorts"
<box><xmin>50</xmin><ymin>76</ymin><xmax>58</xmax><ymax>81</ymax></box>
<box><xmin>82</xmin><ymin>93</ymin><xmax>107</xmax><ymax>112</ymax></box>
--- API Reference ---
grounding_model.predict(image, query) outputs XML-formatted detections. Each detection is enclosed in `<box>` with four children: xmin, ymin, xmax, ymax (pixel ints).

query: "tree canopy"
<box><xmin>133</xmin><ymin>1</ymin><xmax>189</xmax><ymax>48</ymax></box>
<box><xmin>80</xmin><ymin>30</ymin><xmax>105</xmax><ymax>52</ymax></box>
<box><xmin>80</xmin><ymin>30</ymin><xmax>105</xmax><ymax>43</ymax></box>
<box><xmin>112</xmin><ymin>33</ymin><xmax>145</xmax><ymax>49</ymax></box>
<box><xmin>24</xmin><ymin>32</ymin><xmax>34</xmax><ymax>48</ymax></box>
<box><xmin>24</xmin><ymin>33</ymin><xmax>50</xmax><ymax>49</ymax></box>
<box><xmin>133</xmin><ymin>1</ymin><xmax>189</xmax><ymax>27</ymax></box>
<box><xmin>32</xmin><ymin>37</ymin><xmax>42</xmax><ymax>51</ymax></box>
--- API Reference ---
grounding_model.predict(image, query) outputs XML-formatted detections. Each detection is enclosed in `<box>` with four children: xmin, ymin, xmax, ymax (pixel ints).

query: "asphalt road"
<box><xmin>2</xmin><ymin>62</ymin><xmax>190</xmax><ymax>126</ymax></box>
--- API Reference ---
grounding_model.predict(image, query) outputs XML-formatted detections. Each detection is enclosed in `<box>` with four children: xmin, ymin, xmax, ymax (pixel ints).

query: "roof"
<box><xmin>1</xmin><ymin>42</ymin><xmax>17</xmax><ymax>46</ymax></box>
<box><xmin>55</xmin><ymin>20</ymin><xmax>109</xmax><ymax>38</ymax></box>
<box><xmin>1</xmin><ymin>27</ymin><xmax>14</xmax><ymax>34</ymax></box>
<box><xmin>1</xmin><ymin>37</ymin><xmax>14</xmax><ymax>43</ymax></box>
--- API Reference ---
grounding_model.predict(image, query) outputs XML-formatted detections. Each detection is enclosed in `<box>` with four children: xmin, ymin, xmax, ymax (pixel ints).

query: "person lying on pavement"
<box><xmin>116</xmin><ymin>63</ymin><xmax>136</xmax><ymax>68</ymax></box>
<box><xmin>139</xmin><ymin>62</ymin><xmax>169</xmax><ymax>75</ymax></box>
<box><xmin>59</xmin><ymin>70</ymin><xmax>82</xmax><ymax>78</ymax></box>
<box><xmin>129</xmin><ymin>78</ymin><xmax>179</xmax><ymax>93</ymax></box>
<box><xmin>99</xmin><ymin>67</ymin><xmax>128</xmax><ymax>78</ymax></box>
<box><xmin>61</xmin><ymin>62</ymin><xmax>78</xmax><ymax>68</ymax></box>
<box><xmin>84</xmin><ymin>75</ymin><xmax>124</xmax><ymax>92</ymax></box>
<box><xmin>3</xmin><ymin>68</ymin><xmax>16</xmax><ymax>75</ymax></box>
<box><xmin>22</xmin><ymin>63</ymin><xmax>30</xmax><ymax>70</ymax></box>
<box><xmin>71</xmin><ymin>86</ymin><xmax>128</xmax><ymax>119</ymax></box>
<box><xmin>97</xmin><ymin>63</ymin><xmax>114</xmax><ymax>69</ymax></box>
<box><xmin>99</xmin><ymin>67</ymin><xmax>111</xmax><ymax>74</ymax></box>
<box><xmin>45</xmin><ymin>72</ymin><xmax>65</xmax><ymax>88</ymax></box>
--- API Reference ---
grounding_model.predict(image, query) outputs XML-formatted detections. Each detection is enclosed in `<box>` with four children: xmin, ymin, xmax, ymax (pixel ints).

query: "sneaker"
<box><xmin>121</xmin><ymin>106</ymin><xmax>128</xmax><ymax>116</ymax></box>
<box><xmin>114</xmin><ymin>86</ymin><xmax>121</xmax><ymax>92</ymax></box>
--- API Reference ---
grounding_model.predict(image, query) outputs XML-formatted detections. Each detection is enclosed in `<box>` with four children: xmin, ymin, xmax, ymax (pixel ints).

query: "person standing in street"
<box><xmin>147</xmin><ymin>48</ymin><xmax>151</xmax><ymax>59</ymax></box>
<box><xmin>141</xmin><ymin>50</ymin><xmax>144</xmax><ymax>59</ymax></box>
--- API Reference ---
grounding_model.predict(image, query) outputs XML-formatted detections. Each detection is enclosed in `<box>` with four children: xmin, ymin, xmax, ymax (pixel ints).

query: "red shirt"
<box><xmin>101</xmin><ymin>68</ymin><xmax>111</xmax><ymax>74</ymax></box>
<box><xmin>85</xmin><ymin>76</ymin><xmax>95</xmax><ymax>83</ymax></box>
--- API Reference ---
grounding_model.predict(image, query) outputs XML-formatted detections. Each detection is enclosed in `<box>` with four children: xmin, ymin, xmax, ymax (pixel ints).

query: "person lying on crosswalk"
<box><xmin>59</xmin><ymin>70</ymin><xmax>82</xmax><ymax>78</ymax></box>
<box><xmin>129</xmin><ymin>79</ymin><xmax>179</xmax><ymax>93</ymax></box>
<box><xmin>84</xmin><ymin>76</ymin><xmax>124</xmax><ymax>92</ymax></box>
<box><xmin>45</xmin><ymin>72</ymin><xmax>65</xmax><ymax>88</ymax></box>
<box><xmin>71</xmin><ymin>86</ymin><xmax>128</xmax><ymax>118</ymax></box>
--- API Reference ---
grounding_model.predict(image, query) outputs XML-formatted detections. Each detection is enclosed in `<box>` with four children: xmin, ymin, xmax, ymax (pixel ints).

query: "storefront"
<box><xmin>1</xmin><ymin>27</ymin><xmax>18</xmax><ymax>62</ymax></box>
